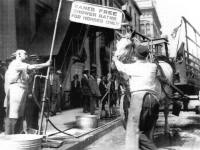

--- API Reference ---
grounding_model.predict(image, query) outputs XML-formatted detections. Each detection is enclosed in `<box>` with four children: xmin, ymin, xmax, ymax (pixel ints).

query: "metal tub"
<box><xmin>76</xmin><ymin>115</ymin><xmax>98</xmax><ymax>129</ymax></box>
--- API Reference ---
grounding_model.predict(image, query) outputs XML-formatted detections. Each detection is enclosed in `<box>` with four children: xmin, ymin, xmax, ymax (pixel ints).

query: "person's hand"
<box><xmin>46</xmin><ymin>59</ymin><xmax>51</xmax><ymax>66</ymax></box>
<box><xmin>110</xmin><ymin>61</ymin><xmax>116</xmax><ymax>69</ymax></box>
<box><xmin>112</xmin><ymin>55</ymin><xmax>118</xmax><ymax>62</ymax></box>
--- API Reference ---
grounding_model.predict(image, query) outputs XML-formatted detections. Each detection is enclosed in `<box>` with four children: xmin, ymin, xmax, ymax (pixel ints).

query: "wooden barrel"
<box><xmin>76</xmin><ymin>115</ymin><xmax>98</xmax><ymax>129</ymax></box>
<box><xmin>0</xmin><ymin>134</ymin><xmax>43</xmax><ymax>150</ymax></box>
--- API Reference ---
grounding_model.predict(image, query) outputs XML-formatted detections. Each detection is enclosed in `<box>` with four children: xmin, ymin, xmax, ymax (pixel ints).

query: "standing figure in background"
<box><xmin>0</xmin><ymin>63</ymin><xmax>6</xmax><ymax>132</ymax></box>
<box><xmin>49</xmin><ymin>68</ymin><xmax>61</xmax><ymax>116</ymax></box>
<box><xmin>81</xmin><ymin>69</ymin><xmax>91</xmax><ymax>113</ymax></box>
<box><xmin>99</xmin><ymin>76</ymin><xmax>108</xmax><ymax>111</ymax></box>
<box><xmin>56</xmin><ymin>70</ymin><xmax>63</xmax><ymax>112</ymax></box>
<box><xmin>70</xmin><ymin>74</ymin><xmax>81</xmax><ymax>108</ymax></box>
<box><xmin>4</xmin><ymin>49</ymin><xmax>50</xmax><ymax>134</ymax></box>
<box><xmin>109</xmin><ymin>74</ymin><xmax>118</xmax><ymax>115</ymax></box>
<box><xmin>88</xmin><ymin>68</ymin><xmax>101</xmax><ymax>115</ymax></box>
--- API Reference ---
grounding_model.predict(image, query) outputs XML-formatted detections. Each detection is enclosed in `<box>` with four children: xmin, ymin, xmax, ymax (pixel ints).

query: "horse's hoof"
<box><xmin>164</xmin><ymin>128</ymin><xmax>170</xmax><ymax>135</ymax></box>
<box><xmin>164</xmin><ymin>131</ymin><xmax>172</xmax><ymax>138</ymax></box>
<box><xmin>172</xmin><ymin>128</ymin><xmax>181</xmax><ymax>137</ymax></box>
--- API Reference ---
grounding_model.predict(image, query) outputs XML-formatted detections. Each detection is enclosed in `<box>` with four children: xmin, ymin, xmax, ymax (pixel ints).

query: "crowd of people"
<box><xmin>70</xmin><ymin>68</ymin><xmax>121</xmax><ymax>116</ymax></box>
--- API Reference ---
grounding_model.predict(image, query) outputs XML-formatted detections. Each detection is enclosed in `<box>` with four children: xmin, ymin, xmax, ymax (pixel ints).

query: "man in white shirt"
<box><xmin>113</xmin><ymin>45</ymin><xmax>159</xmax><ymax>150</ymax></box>
<box><xmin>4</xmin><ymin>49</ymin><xmax>50</xmax><ymax>134</ymax></box>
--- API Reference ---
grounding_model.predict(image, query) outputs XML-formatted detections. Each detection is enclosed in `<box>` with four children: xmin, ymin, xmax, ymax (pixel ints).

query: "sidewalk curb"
<box><xmin>59</xmin><ymin>117</ymin><xmax>122</xmax><ymax>150</ymax></box>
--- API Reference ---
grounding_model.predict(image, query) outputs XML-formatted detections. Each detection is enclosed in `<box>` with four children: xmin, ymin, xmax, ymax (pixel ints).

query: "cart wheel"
<box><xmin>195</xmin><ymin>106</ymin><xmax>200</xmax><ymax>114</ymax></box>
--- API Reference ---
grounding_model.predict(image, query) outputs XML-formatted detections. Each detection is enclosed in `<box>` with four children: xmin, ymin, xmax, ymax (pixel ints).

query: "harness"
<box><xmin>154</xmin><ymin>58</ymin><xmax>186</xmax><ymax>102</ymax></box>
<box><xmin>130</xmin><ymin>89</ymin><xmax>160</xmax><ymax>104</ymax></box>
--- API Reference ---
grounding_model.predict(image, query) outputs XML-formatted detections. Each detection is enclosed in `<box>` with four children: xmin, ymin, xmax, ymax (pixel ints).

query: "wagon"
<box><xmin>133</xmin><ymin>17</ymin><xmax>200</xmax><ymax>113</ymax></box>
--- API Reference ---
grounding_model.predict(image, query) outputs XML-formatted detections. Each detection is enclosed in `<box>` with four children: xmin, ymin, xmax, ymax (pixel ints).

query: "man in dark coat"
<box><xmin>0</xmin><ymin>65</ymin><xmax>6</xmax><ymax>132</ymax></box>
<box><xmin>81</xmin><ymin>69</ymin><xmax>91</xmax><ymax>113</ymax></box>
<box><xmin>99</xmin><ymin>76</ymin><xmax>108</xmax><ymax>111</ymax></box>
<box><xmin>70</xmin><ymin>74</ymin><xmax>81</xmax><ymax>108</ymax></box>
<box><xmin>88</xmin><ymin>69</ymin><xmax>101</xmax><ymax>115</ymax></box>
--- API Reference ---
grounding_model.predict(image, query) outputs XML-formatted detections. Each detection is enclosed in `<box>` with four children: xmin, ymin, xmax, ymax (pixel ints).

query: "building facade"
<box><xmin>0</xmin><ymin>0</ymin><xmax>141</xmax><ymax>105</ymax></box>
<box><xmin>135</xmin><ymin>0</ymin><xmax>162</xmax><ymax>38</ymax></box>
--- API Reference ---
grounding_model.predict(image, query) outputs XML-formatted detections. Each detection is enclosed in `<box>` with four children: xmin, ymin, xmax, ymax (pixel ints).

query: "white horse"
<box><xmin>114</xmin><ymin>37</ymin><xmax>174</xmax><ymax>139</ymax></box>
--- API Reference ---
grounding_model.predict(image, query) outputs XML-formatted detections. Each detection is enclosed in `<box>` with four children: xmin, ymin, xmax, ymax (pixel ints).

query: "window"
<box><xmin>140</xmin><ymin>24</ymin><xmax>145</xmax><ymax>35</ymax></box>
<box><xmin>146</xmin><ymin>23</ymin><xmax>151</xmax><ymax>37</ymax></box>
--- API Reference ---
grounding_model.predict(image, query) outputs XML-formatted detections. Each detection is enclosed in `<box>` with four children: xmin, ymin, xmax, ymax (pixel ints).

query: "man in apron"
<box><xmin>113</xmin><ymin>45</ymin><xmax>159</xmax><ymax>150</ymax></box>
<box><xmin>4</xmin><ymin>49</ymin><xmax>50</xmax><ymax>134</ymax></box>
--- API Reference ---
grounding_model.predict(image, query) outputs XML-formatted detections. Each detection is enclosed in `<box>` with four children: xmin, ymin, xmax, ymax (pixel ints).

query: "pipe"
<box><xmin>38</xmin><ymin>0</ymin><xmax>63</xmax><ymax>135</ymax></box>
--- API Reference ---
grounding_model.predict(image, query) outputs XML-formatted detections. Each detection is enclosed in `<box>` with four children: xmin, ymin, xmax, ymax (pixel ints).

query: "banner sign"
<box><xmin>70</xmin><ymin>1</ymin><xmax>123</xmax><ymax>29</ymax></box>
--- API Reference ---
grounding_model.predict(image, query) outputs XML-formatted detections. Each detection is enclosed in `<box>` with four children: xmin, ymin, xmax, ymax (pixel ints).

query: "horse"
<box><xmin>113</xmin><ymin>36</ymin><xmax>174</xmax><ymax>141</ymax></box>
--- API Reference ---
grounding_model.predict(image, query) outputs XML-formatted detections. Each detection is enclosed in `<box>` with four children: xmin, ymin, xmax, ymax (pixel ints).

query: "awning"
<box><xmin>29</xmin><ymin>1</ymin><xmax>72</xmax><ymax>56</ymax></box>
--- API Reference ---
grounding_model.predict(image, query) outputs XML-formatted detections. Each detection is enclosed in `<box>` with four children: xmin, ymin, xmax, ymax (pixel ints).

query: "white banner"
<box><xmin>70</xmin><ymin>1</ymin><xmax>123</xmax><ymax>29</ymax></box>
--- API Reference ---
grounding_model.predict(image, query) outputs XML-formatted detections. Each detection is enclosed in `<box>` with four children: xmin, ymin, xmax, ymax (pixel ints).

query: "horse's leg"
<box><xmin>164</xmin><ymin>98</ymin><xmax>170</xmax><ymax>134</ymax></box>
<box><xmin>107</xmin><ymin>91</ymin><xmax>111</xmax><ymax>117</ymax></box>
<box><xmin>141</xmin><ymin>94</ymin><xmax>159</xmax><ymax>142</ymax></box>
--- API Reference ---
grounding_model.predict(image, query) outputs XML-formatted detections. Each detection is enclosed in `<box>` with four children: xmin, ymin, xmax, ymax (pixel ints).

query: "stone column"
<box><xmin>84</xmin><ymin>37</ymin><xmax>90</xmax><ymax>70</ymax></box>
<box><xmin>105</xmin><ymin>46</ymin><xmax>110</xmax><ymax>73</ymax></box>
<box><xmin>96</xmin><ymin>32</ymin><xmax>101</xmax><ymax>77</ymax></box>
<box><xmin>29</xmin><ymin>0</ymin><xmax>36</xmax><ymax>39</ymax></box>
<box><xmin>0</xmin><ymin>0</ymin><xmax>17</xmax><ymax>60</ymax></box>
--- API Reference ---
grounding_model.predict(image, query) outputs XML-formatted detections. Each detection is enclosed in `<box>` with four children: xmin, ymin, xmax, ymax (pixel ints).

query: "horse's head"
<box><xmin>115</xmin><ymin>38</ymin><xmax>132</xmax><ymax>57</ymax></box>
<box><xmin>114</xmin><ymin>35</ymin><xmax>143</xmax><ymax>63</ymax></box>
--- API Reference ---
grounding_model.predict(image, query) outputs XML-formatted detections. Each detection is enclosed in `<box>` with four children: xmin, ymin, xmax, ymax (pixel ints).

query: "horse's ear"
<box><xmin>116</xmin><ymin>31</ymin><xmax>123</xmax><ymax>38</ymax></box>
<box><xmin>116</xmin><ymin>39</ymin><xmax>119</xmax><ymax>44</ymax></box>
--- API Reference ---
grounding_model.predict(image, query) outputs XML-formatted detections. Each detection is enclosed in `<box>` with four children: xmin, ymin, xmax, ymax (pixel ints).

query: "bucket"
<box><xmin>76</xmin><ymin>115</ymin><xmax>98</xmax><ymax>129</ymax></box>
<box><xmin>0</xmin><ymin>134</ymin><xmax>43</xmax><ymax>150</ymax></box>
<box><xmin>172</xmin><ymin>101</ymin><xmax>182</xmax><ymax>116</ymax></box>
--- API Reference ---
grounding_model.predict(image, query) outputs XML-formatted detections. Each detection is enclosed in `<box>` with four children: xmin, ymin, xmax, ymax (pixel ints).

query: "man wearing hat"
<box><xmin>4</xmin><ymin>49</ymin><xmax>51</xmax><ymax>134</ymax></box>
<box><xmin>113</xmin><ymin>44</ymin><xmax>159</xmax><ymax>150</ymax></box>
<box><xmin>81</xmin><ymin>69</ymin><xmax>92</xmax><ymax>113</ymax></box>
<box><xmin>0</xmin><ymin>62</ymin><xmax>6</xmax><ymax>132</ymax></box>
<box><xmin>88</xmin><ymin>67</ymin><xmax>101</xmax><ymax>115</ymax></box>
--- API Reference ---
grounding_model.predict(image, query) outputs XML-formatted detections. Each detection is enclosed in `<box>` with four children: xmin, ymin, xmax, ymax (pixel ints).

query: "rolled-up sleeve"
<box><xmin>112</xmin><ymin>57</ymin><xmax>132</xmax><ymax>75</ymax></box>
<box><xmin>15</xmin><ymin>62</ymin><xmax>30</xmax><ymax>72</ymax></box>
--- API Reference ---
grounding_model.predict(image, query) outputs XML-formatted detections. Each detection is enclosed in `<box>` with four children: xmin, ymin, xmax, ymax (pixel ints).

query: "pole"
<box><xmin>38</xmin><ymin>0</ymin><xmax>63</xmax><ymax>135</ymax></box>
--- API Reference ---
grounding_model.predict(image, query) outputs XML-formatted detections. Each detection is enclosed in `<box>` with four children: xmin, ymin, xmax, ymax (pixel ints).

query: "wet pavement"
<box><xmin>83</xmin><ymin>110</ymin><xmax>200</xmax><ymax>150</ymax></box>
<box><xmin>41</xmin><ymin>101</ymin><xmax>200</xmax><ymax>150</ymax></box>
<box><xmin>42</xmin><ymin>107</ymin><xmax>122</xmax><ymax>149</ymax></box>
